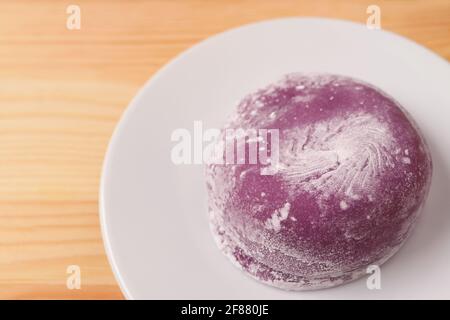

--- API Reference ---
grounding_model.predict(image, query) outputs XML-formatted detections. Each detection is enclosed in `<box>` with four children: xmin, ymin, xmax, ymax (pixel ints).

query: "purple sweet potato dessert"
<box><xmin>205</xmin><ymin>73</ymin><xmax>432</xmax><ymax>290</ymax></box>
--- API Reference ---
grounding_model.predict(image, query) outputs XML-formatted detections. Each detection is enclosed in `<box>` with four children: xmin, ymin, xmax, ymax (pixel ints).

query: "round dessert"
<box><xmin>205</xmin><ymin>73</ymin><xmax>432</xmax><ymax>290</ymax></box>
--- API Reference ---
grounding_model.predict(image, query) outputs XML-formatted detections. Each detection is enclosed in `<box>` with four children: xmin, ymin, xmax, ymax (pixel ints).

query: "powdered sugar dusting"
<box><xmin>402</xmin><ymin>157</ymin><xmax>411</xmax><ymax>164</ymax></box>
<box><xmin>279</xmin><ymin>112</ymin><xmax>396</xmax><ymax>205</ymax></box>
<box><xmin>265</xmin><ymin>202</ymin><xmax>291</xmax><ymax>232</ymax></box>
<box><xmin>206</xmin><ymin>73</ymin><xmax>433</xmax><ymax>291</ymax></box>
<box><xmin>340</xmin><ymin>200</ymin><xmax>349</xmax><ymax>210</ymax></box>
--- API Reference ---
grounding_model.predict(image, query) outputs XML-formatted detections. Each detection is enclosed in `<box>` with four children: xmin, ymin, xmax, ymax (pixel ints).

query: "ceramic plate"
<box><xmin>100</xmin><ymin>18</ymin><xmax>450</xmax><ymax>299</ymax></box>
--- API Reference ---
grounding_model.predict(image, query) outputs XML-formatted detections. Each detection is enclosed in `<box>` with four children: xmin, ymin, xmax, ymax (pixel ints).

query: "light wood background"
<box><xmin>0</xmin><ymin>0</ymin><xmax>448</xmax><ymax>300</ymax></box>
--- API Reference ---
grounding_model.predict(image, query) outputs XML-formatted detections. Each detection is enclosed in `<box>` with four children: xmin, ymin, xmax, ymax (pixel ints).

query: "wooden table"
<box><xmin>0</xmin><ymin>0</ymin><xmax>448</xmax><ymax>300</ymax></box>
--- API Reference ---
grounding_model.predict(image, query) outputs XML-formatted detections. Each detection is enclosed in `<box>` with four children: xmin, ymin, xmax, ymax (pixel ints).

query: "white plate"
<box><xmin>100</xmin><ymin>18</ymin><xmax>450</xmax><ymax>299</ymax></box>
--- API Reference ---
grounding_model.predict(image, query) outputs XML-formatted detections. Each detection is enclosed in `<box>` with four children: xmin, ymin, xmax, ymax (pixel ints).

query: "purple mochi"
<box><xmin>205</xmin><ymin>73</ymin><xmax>432</xmax><ymax>290</ymax></box>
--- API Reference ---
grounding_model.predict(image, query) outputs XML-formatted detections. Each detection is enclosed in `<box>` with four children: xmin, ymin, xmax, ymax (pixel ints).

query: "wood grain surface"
<box><xmin>0</xmin><ymin>0</ymin><xmax>448</xmax><ymax>300</ymax></box>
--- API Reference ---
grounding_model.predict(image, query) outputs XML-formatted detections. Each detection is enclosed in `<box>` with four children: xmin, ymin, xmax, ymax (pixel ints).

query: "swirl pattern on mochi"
<box><xmin>279</xmin><ymin>112</ymin><xmax>396</xmax><ymax>202</ymax></box>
